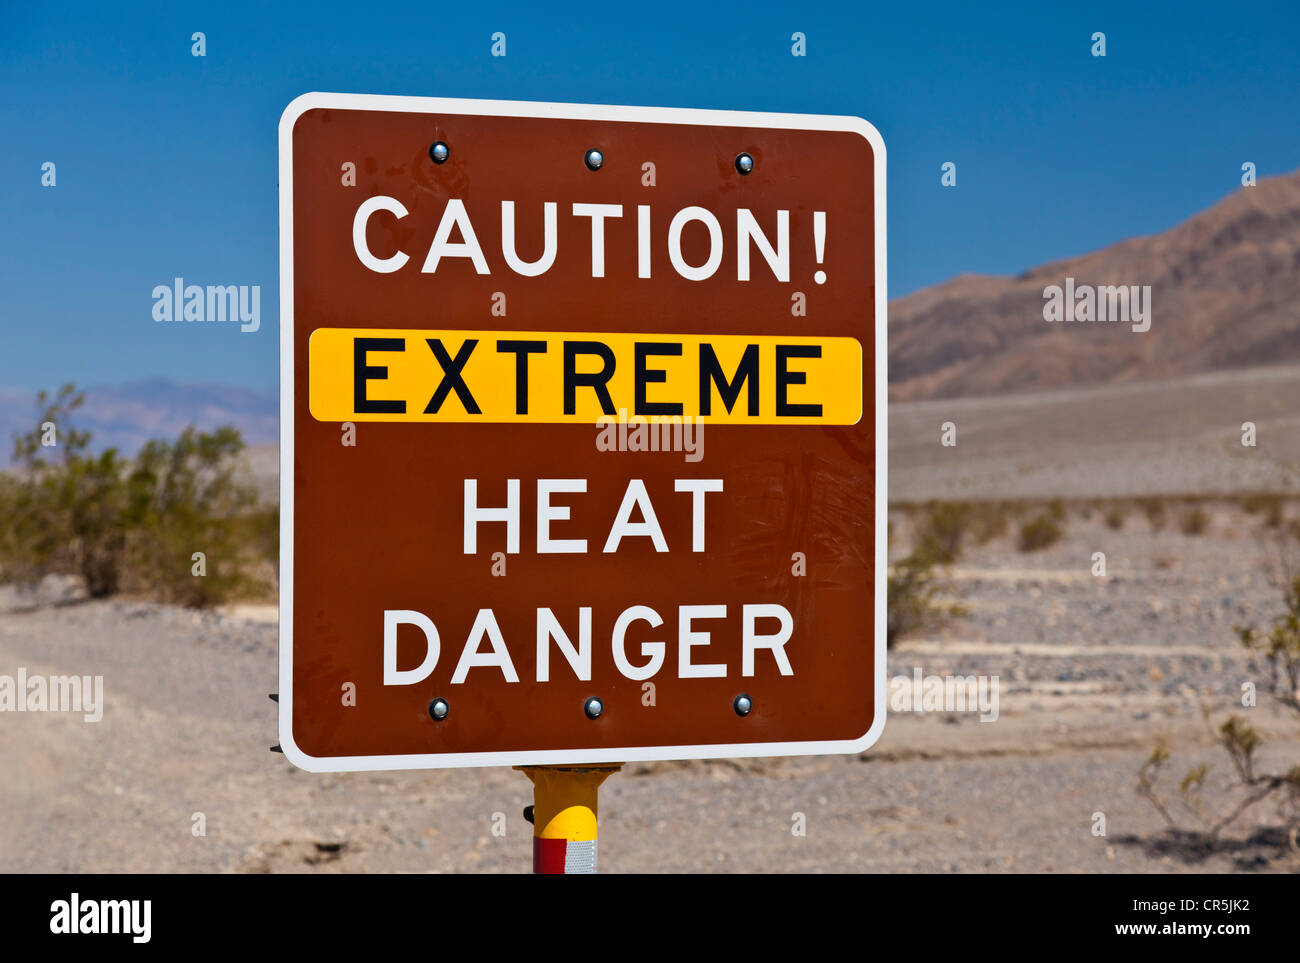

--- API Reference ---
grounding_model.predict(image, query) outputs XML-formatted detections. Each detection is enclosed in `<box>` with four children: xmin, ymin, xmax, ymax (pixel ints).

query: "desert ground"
<box><xmin>890</xmin><ymin>363</ymin><xmax>1300</xmax><ymax>501</ymax></box>
<box><xmin>3</xmin><ymin>368</ymin><xmax>1300</xmax><ymax>873</ymax></box>
<box><xmin>2</xmin><ymin>511</ymin><xmax>1297</xmax><ymax>873</ymax></box>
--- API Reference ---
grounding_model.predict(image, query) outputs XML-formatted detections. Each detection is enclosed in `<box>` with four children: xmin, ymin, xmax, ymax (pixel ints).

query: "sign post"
<box><xmin>278</xmin><ymin>93</ymin><xmax>887</xmax><ymax>872</ymax></box>
<box><xmin>517</xmin><ymin>764</ymin><xmax>621</xmax><ymax>874</ymax></box>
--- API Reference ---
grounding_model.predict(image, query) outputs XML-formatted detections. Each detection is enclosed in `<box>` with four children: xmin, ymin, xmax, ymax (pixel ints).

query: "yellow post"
<box><xmin>516</xmin><ymin>765</ymin><xmax>622</xmax><ymax>874</ymax></box>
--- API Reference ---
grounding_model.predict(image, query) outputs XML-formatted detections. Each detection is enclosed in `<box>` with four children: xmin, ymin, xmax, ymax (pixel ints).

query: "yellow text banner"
<box><xmin>308</xmin><ymin>327</ymin><xmax>862</xmax><ymax>425</ymax></box>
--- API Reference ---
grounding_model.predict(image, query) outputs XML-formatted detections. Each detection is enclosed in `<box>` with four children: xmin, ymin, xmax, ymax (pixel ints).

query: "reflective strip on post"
<box><xmin>532</xmin><ymin>836</ymin><xmax>598</xmax><ymax>874</ymax></box>
<box><xmin>564</xmin><ymin>838</ymin><xmax>597</xmax><ymax>874</ymax></box>
<box><xmin>534</xmin><ymin>836</ymin><xmax>570</xmax><ymax>874</ymax></box>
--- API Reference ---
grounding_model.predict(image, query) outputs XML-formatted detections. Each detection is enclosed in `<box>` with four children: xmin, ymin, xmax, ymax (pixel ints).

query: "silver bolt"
<box><xmin>584</xmin><ymin>149</ymin><xmax>604</xmax><ymax>171</ymax></box>
<box><xmin>735</xmin><ymin>152</ymin><xmax>754</xmax><ymax>175</ymax></box>
<box><xmin>733</xmin><ymin>694</ymin><xmax>753</xmax><ymax>717</ymax></box>
<box><xmin>429</xmin><ymin>141</ymin><xmax>450</xmax><ymax>164</ymax></box>
<box><xmin>584</xmin><ymin>697</ymin><xmax>604</xmax><ymax>719</ymax></box>
<box><xmin>428</xmin><ymin>697</ymin><xmax>450</xmax><ymax>720</ymax></box>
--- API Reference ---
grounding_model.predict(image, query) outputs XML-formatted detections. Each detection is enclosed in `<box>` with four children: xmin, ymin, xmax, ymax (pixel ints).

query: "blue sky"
<box><xmin>2</xmin><ymin>0</ymin><xmax>1298</xmax><ymax>396</ymax></box>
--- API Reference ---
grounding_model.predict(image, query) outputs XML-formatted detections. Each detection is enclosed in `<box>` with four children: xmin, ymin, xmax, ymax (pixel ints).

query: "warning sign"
<box><xmin>278</xmin><ymin>93</ymin><xmax>887</xmax><ymax>770</ymax></box>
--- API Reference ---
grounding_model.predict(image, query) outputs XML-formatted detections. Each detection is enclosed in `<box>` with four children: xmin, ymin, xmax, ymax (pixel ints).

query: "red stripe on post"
<box><xmin>534</xmin><ymin>836</ymin><xmax>568</xmax><ymax>875</ymax></box>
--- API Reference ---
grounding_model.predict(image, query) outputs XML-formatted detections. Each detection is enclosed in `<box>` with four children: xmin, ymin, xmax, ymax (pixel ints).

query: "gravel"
<box><xmin>1</xmin><ymin>502</ymin><xmax>1297</xmax><ymax>873</ymax></box>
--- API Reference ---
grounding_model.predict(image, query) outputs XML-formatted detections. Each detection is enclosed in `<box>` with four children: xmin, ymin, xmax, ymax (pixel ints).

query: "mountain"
<box><xmin>0</xmin><ymin>379</ymin><xmax>278</xmax><ymax>465</ymax></box>
<box><xmin>888</xmin><ymin>169</ymin><xmax>1300</xmax><ymax>401</ymax></box>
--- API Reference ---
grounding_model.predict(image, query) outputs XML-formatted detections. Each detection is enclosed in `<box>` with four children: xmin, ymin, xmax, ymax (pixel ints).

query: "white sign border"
<box><xmin>278</xmin><ymin>91</ymin><xmax>888</xmax><ymax>772</ymax></box>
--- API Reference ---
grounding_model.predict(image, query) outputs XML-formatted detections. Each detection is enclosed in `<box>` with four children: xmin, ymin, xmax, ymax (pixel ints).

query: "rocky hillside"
<box><xmin>889</xmin><ymin>169</ymin><xmax>1300</xmax><ymax>401</ymax></box>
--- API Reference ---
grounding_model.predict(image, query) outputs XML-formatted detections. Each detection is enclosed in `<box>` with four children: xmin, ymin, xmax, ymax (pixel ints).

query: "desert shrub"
<box><xmin>1240</xmin><ymin>492</ymin><xmax>1272</xmax><ymax>514</ymax></box>
<box><xmin>907</xmin><ymin>499</ymin><xmax>1014</xmax><ymax>566</ymax></box>
<box><xmin>1017</xmin><ymin>509</ymin><xmax>1064</xmax><ymax>552</ymax></box>
<box><xmin>1</xmin><ymin>385</ymin><xmax>269</xmax><ymax>607</ymax></box>
<box><xmin>1240</xmin><ymin>493</ymin><xmax>1285</xmax><ymax>528</ymax></box>
<box><xmin>912</xmin><ymin>500</ymin><xmax>972</xmax><ymax>563</ymax></box>
<box><xmin>1135</xmin><ymin>496</ymin><xmax>1166</xmax><ymax>531</ymax></box>
<box><xmin>969</xmin><ymin>501</ymin><xmax>1012</xmax><ymax>545</ymax></box>
<box><xmin>1179</xmin><ymin>504</ymin><xmax>1210</xmax><ymax>536</ymax></box>
<box><xmin>124</xmin><ymin>426</ymin><xmax>259</xmax><ymax>606</ymax></box>
<box><xmin>0</xmin><ymin>474</ymin><xmax>25</xmax><ymax>582</ymax></box>
<box><xmin>1138</xmin><ymin>530</ymin><xmax>1300</xmax><ymax>846</ymax></box>
<box><xmin>1103</xmin><ymin>502</ymin><xmax>1128</xmax><ymax>531</ymax></box>
<box><xmin>3</xmin><ymin>385</ymin><xmax>130</xmax><ymax>597</ymax></box>
<box><xmin>1236</xmin><ymin>575</ymin><xmax>1300</xmax><ymax>718</ymax></box>
<box><xmin>242</xmin><ymin>505</ymin><xmax>280</xmax><ymax>592</ymax></box>
<box><xmin>886</xmin><ymin>541</ymin><xmax>964</xmax><ymax>648</ymax></box>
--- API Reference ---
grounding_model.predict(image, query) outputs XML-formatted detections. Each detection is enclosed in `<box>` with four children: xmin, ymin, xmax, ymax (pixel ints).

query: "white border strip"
<box><xmin>277</xmin><ymin>93</ymin><xmax>887</xmax><ymax>772</ymax></box>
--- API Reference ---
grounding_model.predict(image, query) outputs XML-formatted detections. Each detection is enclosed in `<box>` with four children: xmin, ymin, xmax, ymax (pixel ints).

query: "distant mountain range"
<box><xmin>889</xmin><ymin>168</ymin><xmax>1300</xmax><ymax>401</ymax></box>
<box><xmin>0</xmin><ymin>379</ymin><xmax>277</xmax><ymax>465</ymax></box>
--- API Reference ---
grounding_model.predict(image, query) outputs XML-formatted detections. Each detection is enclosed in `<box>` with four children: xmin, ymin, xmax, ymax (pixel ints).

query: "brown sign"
<box><xmin>277</xmin><ymin>93</ymin><xmax>886</xmax><ymax>770</ymax></box>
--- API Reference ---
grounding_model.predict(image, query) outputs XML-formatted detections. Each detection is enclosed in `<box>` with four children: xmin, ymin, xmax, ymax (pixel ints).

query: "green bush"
<box><xmin>3</xmin><ymin>385</ymin><xmax>130</xmax><ymax>596</ymax></box>
<box><xmin>910</xmin><ymin>500</ymin><xmax>1012</xmax><ymax>565</ymax></box>
<box><xmin>1</xmin><ymin>384</ymin><xmax>272</xmax><ymax>607</ymax></box>
<box><xmin>1240</xmin><ymin>493</ymin><xmax>1285</xmax><ymax>528</ymax></box>
<box><xmin>1103</xmin><ymin>503</ymin><xmax>1128</xmax><ymax>531</ymax></box>
<box><xmin>970</xmin><ymin>501</ymin><xmax>1012</xmax><ymax>545</ymax></box>
<box><xmin>1179</xmin><ymin>505</ymin><xmax>1210</xmax><ymax>536</ymax></box>
<box><xmin>1017</xmin><ymin>510</ymin><xmax>1064</xmax><ymax>552</ymax></box>
<box><xmin>912</xmin><ymin>501</ymin><xmax>972</xmax><ymax>564</ymax></box>
<box><xmin>124</xmin><ymin>426</ymin><xmax>259</xmax><ymax>606</ymax></box>
<box><xmin>1139</xmin><ymin>528</ymin><xmax>1300</xmax><ymax>845</ymax></box>
<box><xmin>1135</xmin><ymin>496</ymin><xmax>1166</xmax><ymax>531</ymax></box>
<box><xmin>886</xmin><ymin>540</ymin><xmax>965</xmax><ymax>648</ymax></box>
